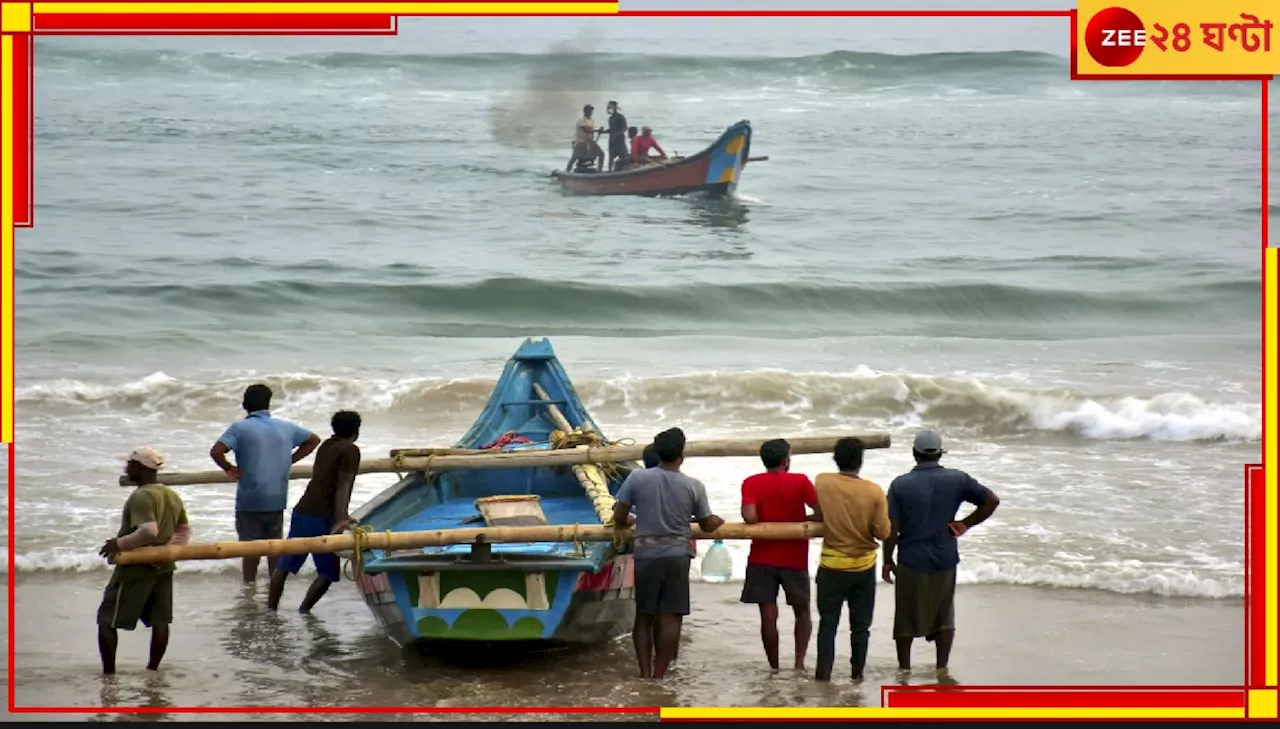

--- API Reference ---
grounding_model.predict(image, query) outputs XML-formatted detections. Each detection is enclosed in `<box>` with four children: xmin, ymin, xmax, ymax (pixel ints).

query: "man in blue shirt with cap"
<box><xmin>882</xmin><ymin>430</ymin><xmax>1000</xmax><ymax>673</ymax></box>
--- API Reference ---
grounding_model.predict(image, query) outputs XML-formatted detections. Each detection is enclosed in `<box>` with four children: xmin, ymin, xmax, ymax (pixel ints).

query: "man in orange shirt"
<box><xmin>813</xmin><ymin>437</ymin><xmax>890</xmax><ymax>682</ymax></box>
<box><xmin>740</xmin><ymin>439</ymin><xmax>821</xmax><ymax>672</ymax></box>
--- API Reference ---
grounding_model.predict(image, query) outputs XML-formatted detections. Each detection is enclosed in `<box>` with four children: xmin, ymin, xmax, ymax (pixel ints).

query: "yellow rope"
<box><xmin>345</xmin><ymin>524</ymin><xmax>393</xmax><ymax>581</ymax></box>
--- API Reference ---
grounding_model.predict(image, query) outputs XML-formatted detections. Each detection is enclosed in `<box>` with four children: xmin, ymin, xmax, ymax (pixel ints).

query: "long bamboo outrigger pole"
<box><xmin>123</xmin><ymin>433</ymin><xmax>892</xmax><ymax>487</ymax></box>
<box><xmin>113</xmin><ymin>521</ymin><xmax>824</xmax><ymax>565</ymax></box>
<box><xmin>528</xmin><ymin>382</ymin><xmax>616</xmax><ymax>525</ymax></box>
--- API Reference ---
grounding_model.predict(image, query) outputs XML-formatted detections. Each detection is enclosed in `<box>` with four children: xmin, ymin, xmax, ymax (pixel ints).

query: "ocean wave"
<box><xmin>37</xmin><ymin>47</ymin><xmax>1066</xmax><ymax>81</ymax></box>
<box><xmin>19</xmin><ymin>277</ymin><xmax>1260</xmax><ymax>335</ymax></box>
<box><xmin>18</xmin><ymin>368</ymin><xmax>1261</xmax><ymax>443</ymax></box>
<box><xmin>686</xmin><ymin>556</ymin><xmax>1242</xmax><ymax>600</ymax></box>
<box><xmin>954</xmin><ymin>559</ymin><xmax>1242</xmax><ymax>599</ymax></box>
<box><xmin>9</xmin><ymin>550</ymin><xmax>1237</xmax><ymax>599</ymax></box>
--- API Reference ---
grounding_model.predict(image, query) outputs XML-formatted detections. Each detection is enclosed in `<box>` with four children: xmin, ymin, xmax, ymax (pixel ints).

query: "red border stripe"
<box><xmin>32</xmin><ymin>13</ymin><xmax>398</xmax><ymax>33</ymax></box>
<box><xmin>3</xmin><ymin>5</ymin><xmax>1273</xmax><ymax>718</ymax></box>
<box><xmin>6</xmin><ymin>443</ymin><xmax>14</xmax><ymax>712</ymax></box>
<box><xmin>10</xmin><ymin>33</ymin><xmax>31</xmax><ymax>228</ymax></box>
<box><xmin>885</xmin><ymin>688</ymin><xmax>1247</xmax><ymax>709</ymax></box>
<box><xmin>1249</xmin><ymin>466</ymin><xmax>1266</xmax><ymax>686</ymax></box>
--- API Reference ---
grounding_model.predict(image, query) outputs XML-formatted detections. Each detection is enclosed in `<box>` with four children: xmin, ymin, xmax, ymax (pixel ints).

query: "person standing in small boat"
<box><xmin>267</xmin><ymin>410</ymin><xmax>362</xmax><ymax>613</ymax></box>
<box><xmin>605</xmin><ymin>101</ymin><xmax>629</xmax><ymax>171</ymax></box>
<box><xmin>882</xmin><ymin>430</ymin><xmax>1001</xmax><ymax>674</ymax></box>
<box><xmin>612</xmin><ymin>428</ymin><xmax>724</xmax><ymax>679</ymax></box>
<box><xmin>210</xmin><ymin>384</ymin><xmax>321</xmax><ymax>585</ymax></box>
<box><xmin>630</xmin><ymin>125</ymin><xmax>667</xmax><ymax>165</ymax></box>
<box><xmin>566</xmin><ymin>104</ymin><xmax>605</xmax><ymax>172</ymax></box>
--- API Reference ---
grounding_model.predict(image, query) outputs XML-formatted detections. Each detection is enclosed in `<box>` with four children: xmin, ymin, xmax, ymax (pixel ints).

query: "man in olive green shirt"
<box><xmin>97</xmin><ymin>447</ymin><xmax>192</xmax><ymax>674</ymax></box>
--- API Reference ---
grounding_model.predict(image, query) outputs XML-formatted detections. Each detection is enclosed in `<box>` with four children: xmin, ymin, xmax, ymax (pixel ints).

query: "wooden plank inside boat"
<box><xmin>475</xmin><ymin>495</ymin><xmax>548</xmax><ymax>527</ymax></box>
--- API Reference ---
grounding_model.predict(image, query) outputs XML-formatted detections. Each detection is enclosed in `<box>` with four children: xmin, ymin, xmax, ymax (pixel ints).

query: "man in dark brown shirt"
<box><xmin>267</xmin><ymin>410</ymin><xmax>362</xmax><ymax>613</ymax></box>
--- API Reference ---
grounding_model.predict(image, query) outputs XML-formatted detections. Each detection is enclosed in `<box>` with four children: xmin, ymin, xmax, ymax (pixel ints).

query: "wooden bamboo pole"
<box><xmin>124</xmin><ymin>434</ymin><xmax>891</xmax><ymax>486</ymax></box>
<box><xmin>388</xmin><ymin>447</ymin><xmax>491</xmax><ymax>458</ymax></box>
<box><xmin>112</xmin><ymin>521</ymin><xmax>824</xmax><ymax>565</ymax></box>
<box><xmin>528</xmin><ymin>383</ymin><xmax>616</xmax><ymax>525</ymax></box>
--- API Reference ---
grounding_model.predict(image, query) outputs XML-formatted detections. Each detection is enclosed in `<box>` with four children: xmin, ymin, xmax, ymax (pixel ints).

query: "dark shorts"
<box><xmin>609</xmin><ymin>136</ymin><xmax>628</xmax><ymax>160</ymax></box>
<box><xmin>277</xmin><ymin>512</ymin><xmax>341</xmax><ymax>582</ymax></box>
<box><xmin>573</xmin><ymin>141</ymin><xmax>604</xmax><ymax>160</ymax></box>
<box><xmin>740</xmin><ymin>563</ymin><xmax>811</xmax><ymax>606</ymax></box>
<box><xmin>634</xmin><ymin>556</ymin><xmax>691</xmax><ymax>616</ymax></box>
<box><xmin>236</xmin><ymin>510</ymin><xmax>284</xmax><ymax>542</ymax></box>
<box><xmin>97</xmin><ymin>568</ymin><xmax>173</xmax><ymax>631</ymax></box>
<box><xmin>893</xmin><ymin>564</ymin><xmax>957</xmax><ymax>639</ymax></box>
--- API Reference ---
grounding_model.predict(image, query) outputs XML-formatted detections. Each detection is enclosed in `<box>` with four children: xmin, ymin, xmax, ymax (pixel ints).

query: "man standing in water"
<box><xmin>613</xmin><ymin>428</ymin><xmax>724</xmax><ymax>679</ymax></box>
<box><xmin>97</xmin><ymin>447</ymin><xmax>191</xmax><ymax>674</ymax></box>
<box><xmin>882</xmin><ymin>430</ymin><xmax>1000</xmax><ymax>673</ymax></box>
<box><xmin>268</xmin><ymin>410</ymin><xmax>362</xmax><ymax>613</ymax></box>
<box><xmin>605</xmin><ymin>100</ymin><xmax>629</xmax><ymax>171</ymax></box>
<box><xmin>739</xmin><ymin>439</ymin><xmax>820</xmax><ymax>672</ymax></box>
<box><xmin>812</xmin><ymin>437</ymin><xmax>890</xmax><ymax>682</ymax></box>
<box><xmin>210</xmin><ymin>384</ymin><xmax>321</xmax><ymax>585</ymax></box>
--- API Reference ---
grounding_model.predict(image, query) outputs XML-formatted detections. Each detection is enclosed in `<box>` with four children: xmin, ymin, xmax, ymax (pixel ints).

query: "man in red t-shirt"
<box><xmin>740</xmin><ymin>439</ymin><xmax>822</xmax><ymax>672</ymax></box>
<box><xmin>630</xmin><ymin>125</ymin><xmax>667</xmax><ymax>164</ymax></box>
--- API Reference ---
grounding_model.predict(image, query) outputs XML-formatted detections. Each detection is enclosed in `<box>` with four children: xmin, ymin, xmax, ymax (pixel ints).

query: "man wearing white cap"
<box><xmin>97</xmin><ymin>447</ymin><xmax>191</xmax><ymax>675</ymax></box>
<box><xmin>881</xmin><ymin>430</ymin><xmax>1000</xmax><ymax>674</ymax></box>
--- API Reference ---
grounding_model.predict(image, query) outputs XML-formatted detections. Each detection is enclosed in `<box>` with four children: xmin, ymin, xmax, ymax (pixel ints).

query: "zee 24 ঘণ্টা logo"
<box><xmin>1084</xmin><ymin>6</ymin><xmax>1273</xmax><ymax>67</ymax></box>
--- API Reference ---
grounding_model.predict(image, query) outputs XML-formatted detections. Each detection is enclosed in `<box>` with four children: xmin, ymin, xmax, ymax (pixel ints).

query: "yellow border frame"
<box><xmin>0</xmin><ymin>1</ymin><xmax>1275</xmax><ymax>721</ymax></box>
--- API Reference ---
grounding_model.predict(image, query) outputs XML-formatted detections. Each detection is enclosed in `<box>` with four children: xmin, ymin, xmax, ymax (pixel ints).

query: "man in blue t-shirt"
<box><xmin>882</xmin><ymin>430</ymin><xmax>1000</xmax><ymax>673</ymax></box>
<box><xmin>210</xmin><ymin>384</ymin><xmax>321</xmax><ymax>584</ymax></box>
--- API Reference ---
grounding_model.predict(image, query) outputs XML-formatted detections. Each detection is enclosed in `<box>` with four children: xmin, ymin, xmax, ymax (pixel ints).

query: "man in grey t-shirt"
<box><xmin>613</xmin><ymin>427</ymin><xmax>725</xmax><ymax>680</ymax></box>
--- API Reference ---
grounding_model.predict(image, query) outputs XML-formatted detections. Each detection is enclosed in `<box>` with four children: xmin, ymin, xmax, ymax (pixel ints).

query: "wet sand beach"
<box><xmin>7</xmin><ymin>574</ymin><xmax>1243</xmax><ymax>720</ymax></box>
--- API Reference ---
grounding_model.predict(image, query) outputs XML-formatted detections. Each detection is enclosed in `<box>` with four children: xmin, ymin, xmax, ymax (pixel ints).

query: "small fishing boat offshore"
<box><xmin>551</xmin><ymin>120</ymin><xmax>766</xmax><ymax>198</ymax></box>
<box><xmin>115</xmin><ymin>339</ymin><xmax>892</xmax><ymax>649</ymax></box>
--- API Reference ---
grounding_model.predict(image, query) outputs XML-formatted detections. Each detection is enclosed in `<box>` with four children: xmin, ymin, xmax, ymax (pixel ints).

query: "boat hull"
<box><xmin>349</xmin><ymin>338</ymin><xmax>641</xmax><ymax>647</ymax></box>
<box><xmin>354</xmin><ymin>553</ymin><xmax>635</xmax><ymax>648</ymax></box>
<box><xmin>551</xmin><ymin>120</ymin><xmax>752</xmax><ymax>197</ymax></box>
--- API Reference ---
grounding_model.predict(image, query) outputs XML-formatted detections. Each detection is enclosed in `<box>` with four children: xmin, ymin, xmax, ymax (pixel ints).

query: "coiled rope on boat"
<box><xmin>548</xmin><ymin>427</ymin><xmax>636</xmax><ymax>526</ymax></box>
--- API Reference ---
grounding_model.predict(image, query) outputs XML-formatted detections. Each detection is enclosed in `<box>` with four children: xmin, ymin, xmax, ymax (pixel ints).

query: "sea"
<box><xmin>6</xmin><ymin>0</ymin><xmax>1268</xmax><ymax>712</ymax></box>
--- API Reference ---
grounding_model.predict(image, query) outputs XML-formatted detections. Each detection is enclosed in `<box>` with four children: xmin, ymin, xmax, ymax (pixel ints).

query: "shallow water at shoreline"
<box><xmin>8</xmin><ymin>574</ymin><xmax>1243</xmax><ymax>718</ymax></box>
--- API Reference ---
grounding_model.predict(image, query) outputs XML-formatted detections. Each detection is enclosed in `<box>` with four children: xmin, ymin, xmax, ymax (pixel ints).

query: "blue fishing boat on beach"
<box><xmin>349</xmin><ymin>338</ymin><xmax>638</xmax><ymax>647</ymax></box>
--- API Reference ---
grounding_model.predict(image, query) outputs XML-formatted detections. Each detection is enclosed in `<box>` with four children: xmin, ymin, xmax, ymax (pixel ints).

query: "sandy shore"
<box><xmin>5</xmin><ymin>573</ymin><xmax>1243</xmax><ymax>721</ymax></box>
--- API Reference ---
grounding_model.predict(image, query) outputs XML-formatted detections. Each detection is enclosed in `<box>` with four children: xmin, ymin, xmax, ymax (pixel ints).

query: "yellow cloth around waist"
<box><xmin>819</xmin><ymin>545</ymin><xmax>877</xmax><ymax>572</ymax></box>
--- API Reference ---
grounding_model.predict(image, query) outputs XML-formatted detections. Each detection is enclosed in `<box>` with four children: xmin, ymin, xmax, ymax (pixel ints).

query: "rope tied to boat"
<box><xmin>571</xmin><ymin>522</ymin><xmax>584</xmax><ymax>557</ymax></box>
<box><xmin>344</xmin><ymin>524</ymin><xmax>392</xmax><ymax>581</ymax></box>
<box><xmin>546</xmin><ymin>429</ymin><xmax>640</xmax><ymax>526</ymax></box>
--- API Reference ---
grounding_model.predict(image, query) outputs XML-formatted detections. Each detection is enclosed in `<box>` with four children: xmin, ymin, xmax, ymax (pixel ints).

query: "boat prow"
<box><xmin>350</xmin><ymin>338</ymin><xmax>640</xmax><ymax>646</ymax></box>
<box><xmin>551</xmin><ymin>120</ymin><xmax>753</xmax><ymax>198</ymax></box>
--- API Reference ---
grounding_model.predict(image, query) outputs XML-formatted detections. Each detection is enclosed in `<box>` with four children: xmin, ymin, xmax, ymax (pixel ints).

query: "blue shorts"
<box><xmin>276</xmin><ymin>512</ymin><xmax>340</xmax><ymax>583</ymax></box>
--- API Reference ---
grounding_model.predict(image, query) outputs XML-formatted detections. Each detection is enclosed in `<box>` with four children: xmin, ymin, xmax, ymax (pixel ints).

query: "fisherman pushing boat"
<box><xmin>612</xmin><ymin>428</ymin><xmax>725</xmax><ymax>680</ymax></box>
<box><xmin>210</xmin><ymin>384</ymin><xmax>320</xmax><ymax>585</ymax></box>
<box><xmin>103</xmin><ymin>341</ymin><xmax>967</xmax><ymax>683</ymax></box>
<box><xmin>267</xmin><ymin>410</ymin><xmax>363</xmax><ymax>614</ymax></box>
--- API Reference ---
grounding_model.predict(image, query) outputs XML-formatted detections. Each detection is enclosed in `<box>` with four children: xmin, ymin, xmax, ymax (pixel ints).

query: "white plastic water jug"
<box><xmin>701</xmin><ymin>539</ymin><xmax>733</xmax><ymax>583</ymax></box>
